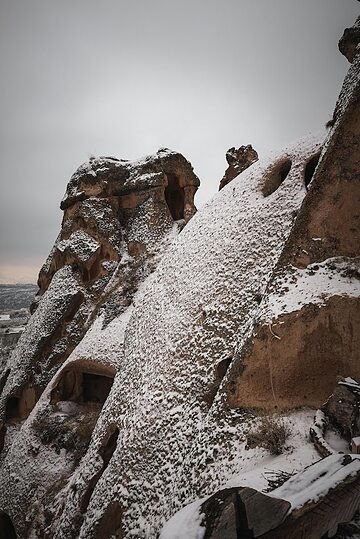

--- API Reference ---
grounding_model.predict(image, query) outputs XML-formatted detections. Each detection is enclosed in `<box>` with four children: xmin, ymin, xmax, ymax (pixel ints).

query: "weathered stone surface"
<box><xmin>0</xmin><ymin>20</ymin><xmax>359</xmax><ymax>539</ymax></box>
<box><xmin>200</xmin><ymin>487</ymin><xmax>290</xmax><ymax>538</ymax></box>
<box><xmin>339</xmin><ymin>16</ymin><xmax>360</xmax><ymax>63</ymax></box>
<box><xmin>219</xmin><ymin>144</ymin><xmax>258</xmax><ymax>190</ymax></box>
<box><xmin>197</xmin><ymin>455</ymin><xmax>360</xmax><ymax>539</ymax></box>
<box><xmin>0</xmin><ymin>149</ymin><xmax>199</xmax><ymax>537</ymax></box>
<box><xmin>226</xmin><ymin>41</ymin><xmax>360</xmax><ymax>411</ymax></box>
<box><xmin>322</xmin><ymin>378</ymin><xmax>360</xmax><ymax>440</ymax></box>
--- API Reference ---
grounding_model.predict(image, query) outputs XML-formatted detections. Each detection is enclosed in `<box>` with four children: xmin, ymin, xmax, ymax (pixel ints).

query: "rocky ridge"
<box><xmin>0</xmin><ymin>17</ymin><xmax>359</xmax><ymax>539</ymax></box>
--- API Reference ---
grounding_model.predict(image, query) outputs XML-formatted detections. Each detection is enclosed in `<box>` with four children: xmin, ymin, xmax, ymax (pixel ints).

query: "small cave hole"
<box><xmin>100</xmin><ymin>426</ymin><xmax>119</xmax><ymax>467</ymax></box>
<box><xmin>204</xmin><ymin>357</ymin><xmax>233</xmax><ymax>408</ymax></box>
<box><xmin>216</xmin><ymin>357</ymin><xmax>232</xmax><ymax>380</ymax></box>
<box><xmin>93</xmin><ymin>501</ymin><xmax>123</xmax><ymax>539</ymax></box>
<box><xmin>5</xmin><ymin>384</ymin><xmax>37</xmax><ymax>423</ymax></box>
<box><xmin>262</xmin><ymin>159</ymin><xmax>292</xmax><ymax>197</ymax></box>
<box><xmin>0</xmin><ymin>512</ymin><xmax>17</xmax><ymax>539</ymax></box>
<box><xmin>80</xmin><ymin>426</ymin><xmax>120</xmax><ymax>514</ymax></box>
<box><xmin>51</xmin><ymin>369</ymin><xmax>114</xmax><ymax>405</ymax></box>
<box><xmin>304</xmin><ymin>152</ymin><xmax>321</xmax><ymax>189</ymax></box>
<box><xmin>0</xmin><ymin>424</ymin><xmax>6</xmax><ymax>453</ymax></box>
<box><xmin>0</xmin><ymin>369</ymin><xmax>10</xmax><ymax>395</ymax></box>
<box><xmin>165</xmin><ymin>173</ymin><xmax>185</xmax><ymax>221</ymax></box>
<box><xmin>5</xmin><ymin>397</ymin><xmax>20</xmax><ymax>422</ymax></box>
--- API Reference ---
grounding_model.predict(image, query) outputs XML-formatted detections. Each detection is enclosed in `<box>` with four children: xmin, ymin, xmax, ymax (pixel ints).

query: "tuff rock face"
<box><xmin>218</xmin><ymin>144</ymin><xmax>258</xmax><ymax>190</ymax></box>
<box><xmin>225</xmin><ymin>39</ymin><xmax>360</xmax><ymax>411</ymax></box>
<box><xmin>339</xmin><ymin>15</ymin><xmax>360</xmax><ymax>63</ymax></box>
<box><xmin>0</xmin><ymin>148</ymin><xmax>199</xmax><ymax>532</ymax></box>
<box><xmin>0</xmin><ymin>19</ymin><xmax>359</xmax><ymax>539</ymax></box>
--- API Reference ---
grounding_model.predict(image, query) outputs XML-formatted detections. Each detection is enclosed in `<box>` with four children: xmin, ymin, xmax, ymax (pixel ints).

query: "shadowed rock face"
<box><xmin>219</xmin><ymin>144</ymin><xmax>258</xmax><ymax>190</ymax></box>
<box><xmin>339</xmin><ymin>16</ymin><xmax>360</xmax><ymax>63</ymax></box>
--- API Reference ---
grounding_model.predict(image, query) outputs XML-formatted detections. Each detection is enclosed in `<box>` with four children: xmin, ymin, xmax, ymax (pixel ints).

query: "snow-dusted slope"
<box><xmin>51</xmin><ymin>134</ymin><xmax>323</xmax><ymax>538</ymax></box>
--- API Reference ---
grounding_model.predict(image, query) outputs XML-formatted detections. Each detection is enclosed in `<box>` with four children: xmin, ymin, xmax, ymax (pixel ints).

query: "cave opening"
<box><xmin>93</xmin><ymin>502</ymin><xmax>123</xmax><ymax>539</ymax></box>
<box><xmin>204</xmin><ymin>356</ymin><xmax>233</xmax><ymax>408</ymax></box>
<box><xmin>100</xmin><ymin>426</ymin><xmax>119</xmax><ymax>466</ymax></box>
<box><xmin>51</xmin><ymin>369</ymin><xmax>114</xmax><ymax>405</ymax></box>
<box><xmin>5</xmin><ymin>397</ymin><xmax>20</xmax><ymax>422</ymax></box>
<box><xmin>165</xmin><ymin>174</ymin><xmax>185</xmax><ymax>221</ymax></box>
<box><xmin>0</xmin><ymin>424</ymin><xmax>6</xmax><ymax>453</ymax></box>
<box><xmin>304</xmin><ymin>153</ymin><xmax>321</xmax><ymax>189</ymax></box>
<box><xmin>4</xmin><ymin>384</ymin><xmax>38</xmax><ymax>423</ymax></box>
<box><xmin>0</xmin><ymin>512</ymin><xmax>17</xmax><ymax>539</ymax></box>
<box><xmin>0</xmin><ymin>369</ymin><xmax>10</xmax><ymax>395</ymax></box>
<box><xmin>80</xmin><ymin>426</ymin><xmax>120</xmax><ymax>515</ymax></box>
<box><xmin>216</xmin><ymin>357</ymin><xmax>232</xmax><ymax>380</ymax></box>
<box><xmin>262</xmin><ymin>159</ymin><xmax>292</xmax><ymax>197</ymax></box>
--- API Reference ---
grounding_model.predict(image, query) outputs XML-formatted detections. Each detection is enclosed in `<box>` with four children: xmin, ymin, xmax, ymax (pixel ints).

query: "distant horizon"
<box><xmin>0</xmin><ymin>263</ymin><xmax>40</xmax><ymax>285</ymax></box>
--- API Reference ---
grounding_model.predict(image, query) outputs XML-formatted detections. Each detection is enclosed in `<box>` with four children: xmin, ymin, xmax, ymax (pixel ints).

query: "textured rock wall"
<box><xmin>0</xmin><ymin>149</ymin><xmax>199</xmax><ymax>537</ymax></box>
<box><xmin>226</xmin><ymin>42</ymin><xmax>360</xmax><ymax>411</ymax></box>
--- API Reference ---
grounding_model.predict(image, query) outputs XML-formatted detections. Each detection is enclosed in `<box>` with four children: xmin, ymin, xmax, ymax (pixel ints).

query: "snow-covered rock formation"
<box><xmin>0</xmin><ymin>17</ymin><xmax>359</xmax><ymax>539</ymax></box>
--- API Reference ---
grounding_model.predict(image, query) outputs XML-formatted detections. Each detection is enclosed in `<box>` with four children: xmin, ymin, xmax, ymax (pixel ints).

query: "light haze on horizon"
<box><xmin>0</xmin><ymin>0</ymin><xmax>358</xmax><ymax>284</ymax></box>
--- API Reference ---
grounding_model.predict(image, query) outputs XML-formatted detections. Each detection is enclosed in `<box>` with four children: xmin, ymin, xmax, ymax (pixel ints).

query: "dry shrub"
<box><xmin>246</xmin><ymin>415</ymin><xmax>291</xmax><ymax>455</ymax></box>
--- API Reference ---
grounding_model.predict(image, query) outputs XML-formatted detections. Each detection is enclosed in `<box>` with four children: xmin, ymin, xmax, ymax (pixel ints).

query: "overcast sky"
<box><xmin>0</xmin><ymin>0</ymin><xmax>358</xmax><ymax>283</ymax></box>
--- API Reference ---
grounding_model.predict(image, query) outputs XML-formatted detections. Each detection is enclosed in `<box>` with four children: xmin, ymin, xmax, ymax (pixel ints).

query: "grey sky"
<box><xmin>0</xmin><ymin>0</ymin><xmax>358</xmax><ymax>283</ymax></box>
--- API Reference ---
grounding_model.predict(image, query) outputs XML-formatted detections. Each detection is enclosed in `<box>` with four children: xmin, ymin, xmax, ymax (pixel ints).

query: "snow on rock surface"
<box><xmin>51</xmin><ymin>134</ymin><xmax>324</xmax><ymax>538</ymax></box>
<box><xmin>0</xmin><ymin>148</ymin><xmax>200</xmax><ymax>537</ymax></box>
<box><xmin>262</xmin><ymin>257</ymin><xmax>360</xmax><ymax>322</ymax></box>
<box><xmin>160</xmin><ymin>408</ymin><xmax>320</xmax><ymax>539</ymax></box>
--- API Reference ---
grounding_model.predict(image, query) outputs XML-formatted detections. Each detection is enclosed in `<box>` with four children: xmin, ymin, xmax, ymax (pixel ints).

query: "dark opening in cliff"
<box><xmin>165</xmin><ymin>173</ymin><xmax>185</xmax><ymax>220</ymax></box>
<box><xmin>5</xmin><ymin>385</ymin><xmax>38</xmax><ymax>423</ymax></box>
<box><xmin>80</xmin><ymin>426</ymin><xmax>120</xmax><ymax>514</ymax></box>
<box><xmin>0</xmin><ymin>424</ymin><xmax>6</xmax><ymax>453</ymax></box>
<box><xmin>304</xmin><ymin>153</ymin><xmax>321</xmax><ymax>189</ymax></box>
<box><xmin>93</xmin><ymin>502</ymin><xmax>123</xmax><ymax>539</ymax></box>
<box><xmin>0</xmin><ymin>369</ymin><xmax>10</xmax><ymax>396</ymax></box>
<box><xmin>216</xmin><ymin>357</ymin><xmax>232</xmax><ymax>380</ymax></box>
<box><xmin>262</xmin><ymin>159</ymin><xmax>292</xmax><ymax>197</ymax></box>
<box><xmin>51</xmin><ymin>369</ymin><xmax>114</xmax><ymax>405</ymax></box>
<box><xmin>204</xmin><ymin>357</ymin><xmax>232</xmax><ymax>408</ymax></box>
<box><xmin>5</xmin><ymin>397</ymin><xmax>20</xmax><ymax>421</ymax></box>
<box><xmin>0</xmin><ymin>512</ymin><xmax>17</xmax><ymax>539</ymax></box>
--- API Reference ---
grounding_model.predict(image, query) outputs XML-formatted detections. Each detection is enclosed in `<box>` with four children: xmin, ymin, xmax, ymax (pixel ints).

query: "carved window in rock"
<box><xmin>0</xmin><ymin>512</ymin><xmax>17</xmax><ymax>539</ymax></box>
<box><xmin>80</xmin><ymin>426</ymin><xmax>120</xmax><ymax>514</ymax></box>
<box><xmin>165</xmin><ymin>173</ymin><xmax>185</xmax><ymax>221</ymax></box>
<box><xmin>262</xmin><ymin>159</ymin><xmax>292</xmax><ymax>197</ymax></box>
<box><xmin>4</xmin><ymin>384</ymin><xmax>37</xmax><ymax>423</ymax></box>
<box><xmin>0</xmin><ymin>424</ymin><xmax>6</xmax><ymax>453</ymax></box>
<box><xmin>38</xmin><ymin>369</ymin><xmax>116</xmax><ymax>464</ymax></box>
<box><xmin>304</xmin><ymin>153</ymin><xmax>321</xmax><ymax>189</ymax></box>
<box><xmin>51</xmin><ymin>369</ymin><xmax>114</xmax><ymax>405</ymax></box>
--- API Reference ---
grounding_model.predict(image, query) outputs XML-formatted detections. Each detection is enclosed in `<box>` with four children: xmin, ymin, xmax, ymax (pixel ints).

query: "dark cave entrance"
<box><xmin>80</xmin><ymin>426</ymin><xmax>120</xmax><ymax>514</ymax></box>
<box><xmin>93</xmin><ymin>502</ymin><xmax>123</xmax><ymax>539</ymax></box>
<box><xmin>0</xmin><ymin>512</ymin><xmax>17</xmax><ymax>539</ymax></box>
<box><xmin>304</xmin><ymin>152</ymin><xmax>321</xmax><ymax>189</ymax></box>
<box><xmin>51</xmin><ymin>369</ymin><xmax>114</xmax><ymax>405</ymax></box>
<box><xmin>262</xmin><ymin>159</ymin><xmax>292</xmax><ymax>197</ymax></box>
<box><xmin>204</xmin><ymin>356</ymin><xmax>233</xmax><ymax>408</ymax></box>
<box><xmin>4</xmin><ymin>384</ymin><xmax>38</xmax><ymax>424</ymax></box>
<box><xmin>165</xmin><ymin>173</ymin><xmax>185</xmax><ymax>221</ymax></box>
<box><xmin>5</xmin><ymin>397</ymin><xmax>20</xmax><ymax>421</ymax></box>
<box><xmin>0</xmin><ymin>424</ymin><xmax>6</xmax><ymax>453</ymax></box>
